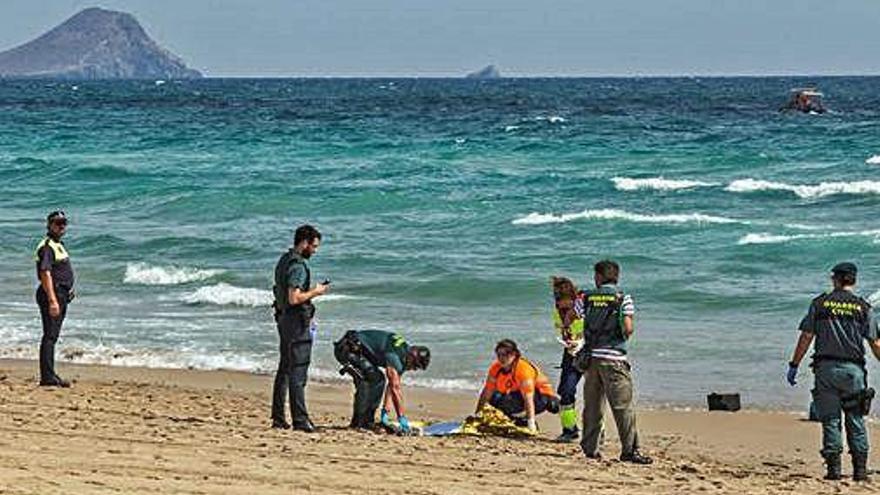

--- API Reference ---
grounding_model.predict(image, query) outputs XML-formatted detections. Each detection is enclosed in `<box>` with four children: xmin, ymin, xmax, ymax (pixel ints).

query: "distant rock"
<box><xmin>0</xmin><ymin>7</ymin><xmax>201</xmax><ymax>79</ymax></box>
<box><xmin>466</xmin><ymin>65</ymin><xmax>501</xmax><ymax>79</ymax></box>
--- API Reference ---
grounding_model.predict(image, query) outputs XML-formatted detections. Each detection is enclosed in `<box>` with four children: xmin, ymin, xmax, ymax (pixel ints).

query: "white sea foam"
<box><xmin>504</xmin><ymin>125</ymin><xmax>520</xmax><ymax>132</ymax></box>
<box><xmin>513</xmin><ymin>208</ymin><xmax>744</xmax><ymax>226</ymax></box>
<box><xmin>726</xmin><ymin>178</ymin><xmax>880</xmax><ymax>199</ymax></box>
<box><xmin>611</xmin><ymin>177</ymin><xmax>717</xmax><ymax>191</ymax></box>
<box><xmin>867</xmin><ymin>155</ymin><xmax>880</xmax><ymax>165</ymax></box>
<box><xmin>738</xmin><ymin>230</ymin><xmax>880</xmax><ymax>245</ymax></box>
<box><xmin>534</xmin><ymin>115</ymin><xmax>566</xmax><ymax>124</ymax></box>
<box><xmin>178</xmin><ymin>283</ymin><xmax>359</xmax><ymax>307</ymax></box>
<box><xmin>124</xmin><ymin>263</ymin><xmax>222</xmax><ymax>285</ymax></box>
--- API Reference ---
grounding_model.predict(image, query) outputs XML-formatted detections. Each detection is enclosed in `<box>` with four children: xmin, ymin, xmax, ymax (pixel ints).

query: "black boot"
<box><xmin>853</xmin><ymin>453</ymin><xmax>869</xmax><ymax>482</ymax></box>
<box><xmin>824</xmin><ymin>454</ymin><xmax>842</xmax><ymax>481</ymax></box>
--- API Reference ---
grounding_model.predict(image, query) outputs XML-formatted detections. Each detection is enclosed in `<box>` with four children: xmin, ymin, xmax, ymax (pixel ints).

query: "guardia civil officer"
<box><xmin>35</xmin><ymin>210</ymin><xmax>75</xmax><ymax>387</ymax></box>
<box><xmin>576</xmin><ymin>260</ymin><xmax>652</xmax><ymax>464</ymax></box>
<box><xmin>787</xmin><ymin>262</ymin><xmax>880</xmax><ymax>481</ymax></box>
<box><xmin>270</xmin><ymin>224</ymin><xmax>328</xmax><ymax>432</ymax></box>
<box><xmin>333</xmin><ymin>329</ymin><xmax>430</xmax><ymax>433</ymax></box>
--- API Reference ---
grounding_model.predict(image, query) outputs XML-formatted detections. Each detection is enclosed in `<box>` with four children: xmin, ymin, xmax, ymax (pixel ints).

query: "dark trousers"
<box><xmin>581</xmin><ymin>359</ymin><xmax>640</xmax><ymax>458</ymax></box>
<box><xmin>36</xmin><ymin>287</ymin><xmax>68</xmax><ymax>382</ymax></box>
<box><xmin>557</xmin><ymin>351</ymin><xmax>583</xmax><ymax>407</ymax></box>
<box><xmin>490</xmin><ymin>390</ymin><xmax>558</xmax><ymax>418</ymax></box>
<box><xmin>334</xmin><ymin>340</ymin><xmax>386</xmax><ymax>427</ymax></box>
<box><xmin>271</xmin><ymin>309</ymin><xmax>312</xmax><ymax>425</ymax></box>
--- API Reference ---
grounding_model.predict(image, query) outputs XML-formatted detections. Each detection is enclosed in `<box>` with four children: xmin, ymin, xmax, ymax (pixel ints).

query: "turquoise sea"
<box><xmin>2</xmin><ymin>77</ymin><xmax>880</xmax><ymax>410</ymax></box>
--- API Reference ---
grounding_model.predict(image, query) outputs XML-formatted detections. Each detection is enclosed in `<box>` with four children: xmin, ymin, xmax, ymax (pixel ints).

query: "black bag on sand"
<box><xmin>707</xmin><ymin>393</ymin><xmax>741</xmax><ymax>412</ymax></box>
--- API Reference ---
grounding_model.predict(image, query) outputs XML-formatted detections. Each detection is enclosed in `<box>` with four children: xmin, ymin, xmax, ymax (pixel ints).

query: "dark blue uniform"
<box><xmin>34</xmin><ymin>236</ymin><xmax>75</xmax><ymax>385</ymax></box>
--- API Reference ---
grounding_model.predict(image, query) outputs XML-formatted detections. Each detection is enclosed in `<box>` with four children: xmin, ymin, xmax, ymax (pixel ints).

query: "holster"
<box><xmin>333</xmin><ymin>331</ymin><xmax>365</xmax><ymax>381</ymax></box>
<box><xmin>842</xmin><ymin>387</ymin><xmax>875</xmax><ymax>416</ymax></box>
<box><xmin>572</xmin><ymin>348</ymin><xmax>591</xmax><ymax>373</ymax></box>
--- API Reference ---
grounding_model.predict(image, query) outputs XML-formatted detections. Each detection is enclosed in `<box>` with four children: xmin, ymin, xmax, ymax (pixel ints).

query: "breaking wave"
<box><xmin>866</xmin><ymin>155</ymin><xmax>880</xmax><ymax>165</ymax></box>
<box><xmin>738</xmin><ymin>230</ymin><xmax>880</xmax><ymax>245</ymax></box>
<box><xmin>513</xmin><ymin>208</ymin><xmax>745</xmax><ymax>226</ymax></box>
<box><xmin>124</xmin><ymin>263</ymin><xmax>222</xmax><ymax>285</ymax></box>
<box><xmin>611</xmin><ymin>177</ymin><xmax>717</xmax><ymax>191</ymax></box>
<box><xmin>726</xmin><ymin>179</ymin><xmax>880</xmax><ymax>199</ymax></box>
<box><xmin>178</xmin><ymin>283</ymin><xmax>359</xmax><ymax>307</ymax></box>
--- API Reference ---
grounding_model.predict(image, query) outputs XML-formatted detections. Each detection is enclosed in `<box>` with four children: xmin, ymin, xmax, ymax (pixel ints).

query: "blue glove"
<box><xmin>786</xmin><ymin>363</ymin><xmax>798</xmax><ymax>386</ymax></box>
<box><xmin>398</xmin><ymin>415</ymin><xmax>411</xmax><ymax>433</ymax></box>
<box><xmin>380</xmin><ymin>408</ymin><xmax>391</xmax><ymax>427</ymax></box>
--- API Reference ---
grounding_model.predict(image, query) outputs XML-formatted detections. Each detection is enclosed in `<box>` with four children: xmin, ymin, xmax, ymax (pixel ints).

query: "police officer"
<box><xmin>35</xmin><ymin>210</ymin><xmax>75</xmax><ymax>387</ymax></box>
<box><xmin>576</xmin><ymin>260</ymin><xmax>652</xmax><ymax>464</ymax></box>
<box><xmin>333</xmin><ymin>330</ymin><xmax>430</xmax><ymax>433</ymax></box>
<box><xmin>270</xmin><ymin>224</ymin><xmax>328</xmax><ymax>432</ymax></box>
<box><xmin>787</xmin><ymin>262</ymin><xmax>880</xmax><ymax>481</ymax></box>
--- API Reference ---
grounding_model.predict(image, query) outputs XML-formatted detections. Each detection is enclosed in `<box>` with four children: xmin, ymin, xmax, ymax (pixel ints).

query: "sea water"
<box><xmin>2</xmin><ymin>77</ymin><xmax>880</xmax><ymax>410</ymax></box>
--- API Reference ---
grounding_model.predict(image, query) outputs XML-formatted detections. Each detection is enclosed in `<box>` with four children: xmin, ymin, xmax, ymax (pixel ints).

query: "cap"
<box><xmin>831</xmin><ymin>262</ymin><xmax>857</xmax><ymax>276</ymax></box>
<box><xmin>46</xmin><ymin>210</ymin><xmax>67</xmax><ymax>224</ymax></box>
<box><xmin>410</xmin><ymin>346</ymin><xmax>431</xmax><ymax>370</ymax></box>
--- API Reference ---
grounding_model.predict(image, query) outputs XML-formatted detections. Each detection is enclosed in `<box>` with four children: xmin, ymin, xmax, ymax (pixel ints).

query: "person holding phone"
<box><xmin>270</xmin><ymin>224</ymin><xmax>329</xmax><ymax>432</ymax></box>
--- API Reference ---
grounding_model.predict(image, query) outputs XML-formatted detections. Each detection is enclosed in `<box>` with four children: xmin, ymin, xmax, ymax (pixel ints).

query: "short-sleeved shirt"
<box><xmin>799</xmin><ymin>289</ymin><xmax>880</xmax><ymax>363</ymax></box>
<box><xmin>34</xmin><ymin>237</ymin><xmax>75</xmax><ymax>290</ymax></box>
<box><xmin>286</xmin><ymin>252</ymin><xmax>310</xmax><ymax>292</ymax></box>
<box><xmin>355</xmin><ymin>330</ymin><xmax>410</xmax><ymax>375</ymax></box>
<box><xmin>273</xmin><ymin>249</ymin><xmax>312</xmax><ymax>312</ymax></box>
<box><xmin>484</xmin><ymin>357</ymin><xmax>556</xmax><ymax>397</ymax></box>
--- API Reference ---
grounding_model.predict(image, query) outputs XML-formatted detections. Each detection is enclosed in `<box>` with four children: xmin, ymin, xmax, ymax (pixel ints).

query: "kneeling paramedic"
<box><xmin>787</xmin><ymin>262</ymin><xmax>880</xmax><ymax>481</ymax></box>
<box><xmin>475</xmin><ymin>339</ymin><xmax>560</xmax><ymax>432</ymax></box>
<box><xmin>334</xmin><ymin>330</ymin><xmax>431</xmax><ymax>433</ymax></box>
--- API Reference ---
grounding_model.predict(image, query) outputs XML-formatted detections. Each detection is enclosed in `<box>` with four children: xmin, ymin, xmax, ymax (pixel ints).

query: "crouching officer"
<box><xmin>334</xmin><ymin>330</ymin><xmax>430</xmax><ymax>433</ymax></box>
<box><xmin>270</xmin><ymin>224</ymin><xmax>328</xmax><ymax>432</ymax></box>
<box><xmin>35</xmin><ymin>210</ymin><xmax>75</xmax><ymax>387</ymax></box>
<box><xmin>787</xmin><ymin>262</ymin><xmax>880</xmax><ymax>481</ymax></box>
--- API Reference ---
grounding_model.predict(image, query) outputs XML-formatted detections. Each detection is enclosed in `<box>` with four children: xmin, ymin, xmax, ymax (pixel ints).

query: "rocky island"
<box><xmin>0</xmin><ymin>7</ymin><xmax>201</xmax><ymax>79</ymax></box>
<box><xmin>465</xmin><ymin>65</ymin><xmax>501</xmax><ymax>79</ymax></box>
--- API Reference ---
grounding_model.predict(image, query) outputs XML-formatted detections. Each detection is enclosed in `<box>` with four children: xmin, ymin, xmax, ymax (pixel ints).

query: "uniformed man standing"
<box><xmin>271</xmin><ymin>224</ymin><xmax>328</xmax><ymax>432</ymax></box>
<box><xmin>35</xmin><ymin>210</ymin><xmax>75</xmax><ymax>388</ymax></box>
<box><xmin>333</xmin><ymin>329</ymin><xmax>430</xmax><ymax>432</ymax></box>
<box><xmin>787</xmin><ymin>262</ymin><xmax>880</xmax><ymax>481</ymax></box>
<box><xmin>576</xmin><ymin>260</ymin><xmax>652</xmax><ymax>464</ymax></box>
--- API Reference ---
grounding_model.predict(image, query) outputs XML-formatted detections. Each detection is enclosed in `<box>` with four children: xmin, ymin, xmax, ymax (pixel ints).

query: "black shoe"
<box><xmin>39</xmin><ymin>378</ymin><xmax>70</xmax><ymax>388</ymax></box>
<box><xmin>555</xmin><ymin>428</ymin><xmax>580</xmax><ymax>443</ymax></box>
<box><xmin>852</xmin><ymin>453</ymin><xmax>869</xmax><ymax>482</ymax></box>
<box><xmin>271</xmin><ymin>420</ymin><xmax>291</xmax><ymax>430</ymax></box>
<box><xmin>583</xmin><ymin>451</ymin><xmax>602</xmax><ymax>461</ymax></box>
<box><xmin>620</xmin><ymin>450</ymin><xmax>653</xmax><ymax>465</ymax></box>
<box><xmin>823</xmin><ymin>454</ymin><xmax>842</xmax><ymax>480</ymax></box>
<box><xmin>292</xmin><ymin>419</ymin><xmax>317</xmax><ymax>433</ymax></box>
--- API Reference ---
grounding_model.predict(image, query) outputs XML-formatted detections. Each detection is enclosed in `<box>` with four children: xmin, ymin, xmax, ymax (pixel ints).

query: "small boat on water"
<box><xmin>780</xmin><ymin>87</ymin><xmax>826</xmax><ymax>114</ymax></box>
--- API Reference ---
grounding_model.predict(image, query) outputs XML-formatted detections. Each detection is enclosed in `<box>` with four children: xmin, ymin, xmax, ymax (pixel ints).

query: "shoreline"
<box><xmin>2</xmin><ymin>358</ymin><xmax>880</xmax><ymax>493</ymax></box>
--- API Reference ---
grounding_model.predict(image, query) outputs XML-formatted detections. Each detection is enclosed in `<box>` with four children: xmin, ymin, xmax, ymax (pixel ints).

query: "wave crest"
<box><xmin>866</xmin><ymin>155</ymin><xmax>880</xmax><ymax>165</ymax></box>
<box><xmin>726</xmin><ymin>179</ymin><xmax>880</xmax><ymax>199</ymax></box>
<box><xmin>738</xmin><ymin>230</ymin><xmax>880</xmax><ymax>245</ymax></box>
<box><xmin>124</xmin><ymin>263</ymin><xmax>222</xmax><ymax>285</ymax></box>
<box><xmin>513</xmin><ymin>208</ymin><xmax>744</xmax><ymax>226</ymax></box>
<box><xmin>611</xmin><ymin>177</ymin><xmax>717</xmax><ymax>191</ymax></box>
<box><xmin>178</xmin><ymin>283</ymin><xmax>358</xmax><ymax>307</ymax></box>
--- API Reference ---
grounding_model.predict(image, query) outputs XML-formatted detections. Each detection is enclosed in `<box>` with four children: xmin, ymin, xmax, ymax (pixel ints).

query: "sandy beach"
<box><xmin>1</xmin><ymin>360</ymin><xmax>878</xmax><ymax>494</ymax></box>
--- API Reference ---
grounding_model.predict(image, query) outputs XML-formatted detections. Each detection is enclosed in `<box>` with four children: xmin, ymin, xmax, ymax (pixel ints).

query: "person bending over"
<box><xmin>334</xmin><ymin>329</ymin><xmax>431</xmax><ymax>433</ymax></box>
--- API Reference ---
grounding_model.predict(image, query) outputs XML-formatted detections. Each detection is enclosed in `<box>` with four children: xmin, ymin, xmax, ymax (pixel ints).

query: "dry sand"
<box><xmin>1</xmin><ymin>359</ymin><xmax>878</xmax><ymax>494</ymax></box>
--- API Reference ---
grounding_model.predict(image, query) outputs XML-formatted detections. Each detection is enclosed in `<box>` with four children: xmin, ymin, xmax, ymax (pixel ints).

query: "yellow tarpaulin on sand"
<box><xmin>459</xmin><ymin>404</ymin><xmax>537</xmax><ymax>438</ymax></box>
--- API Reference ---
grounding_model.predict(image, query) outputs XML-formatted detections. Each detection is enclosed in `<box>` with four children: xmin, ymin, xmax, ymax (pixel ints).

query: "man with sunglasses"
<box><xmin>34</xmin><ymin>210</ymin><xmax>75</xmax><ymax>388</ymax></box>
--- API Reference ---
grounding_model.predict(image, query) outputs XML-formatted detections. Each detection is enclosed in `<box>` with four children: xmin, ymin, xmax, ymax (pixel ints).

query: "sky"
<box><xmin>1</xmin><ymin>0</ymin><xmax>879</xmax><ymax>77</ymax></box>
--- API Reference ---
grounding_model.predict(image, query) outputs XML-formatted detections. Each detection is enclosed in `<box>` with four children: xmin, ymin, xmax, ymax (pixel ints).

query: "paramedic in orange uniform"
<box><xmin>475</xmin><ymin>339</ymin><xmax>560</xmax><ymax>432</ymax></box>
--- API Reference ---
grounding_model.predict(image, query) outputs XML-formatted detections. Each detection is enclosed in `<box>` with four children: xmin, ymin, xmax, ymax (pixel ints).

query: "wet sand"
<box><xmin>0</xmin><ymin>359</ymin><xmax>878</xmax><ymax>494</ymax></box>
